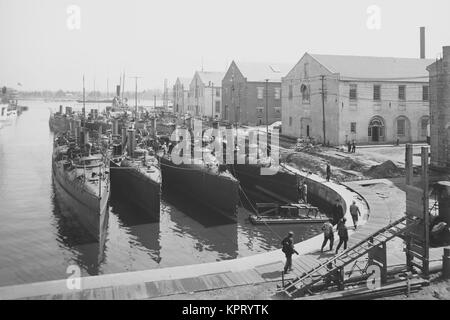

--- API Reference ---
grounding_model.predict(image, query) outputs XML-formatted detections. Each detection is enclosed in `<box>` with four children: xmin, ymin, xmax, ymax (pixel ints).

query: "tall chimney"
<box><xmin>420</xmin><ymin>27</ymin><xmax>426</xmax><ymax>59</ymax></box>
<box><xmin>127</xmin><ymin>129</ymin><xmax>136</xmax><ymax>158</ymax></box>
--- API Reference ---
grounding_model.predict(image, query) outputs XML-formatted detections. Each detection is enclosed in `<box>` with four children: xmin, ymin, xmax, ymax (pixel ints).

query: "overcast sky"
<box><xmin>1</xmin><ymin>0</ymin><xmax>449</xmax><ymax>91</ymax></box>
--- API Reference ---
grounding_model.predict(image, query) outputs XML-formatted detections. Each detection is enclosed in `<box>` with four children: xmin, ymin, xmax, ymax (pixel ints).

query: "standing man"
<box><xmin>352</xmin><ymin>141</ymin><xmax>356</xmax><ymax>153</ymax></box>
<box><xmin>347</xmin><ymin>141</ymin><xmax>351</xmax><ymax>153</ymax></box>
<box><xmin>326</xmin><ymin>163</ymin><xmax>331</xmax><ymax>182</ymax></box>
<box><xmin>321</xmin><ymin>218</ymin><xmax>334</xmax><ymax>253</ymax></box>
<box><xmin>332</xmin><ymin>199</ymin><xmax>344</xmax><ymax>225</ymax></box>
<box><xmin>349</xmin><ymin>200</ymin><xmax>361</xmax><ymax>230</ymax></box>
<box><xmin>281</xmin><ymin>231</ymin><xmax>299</xmax><ymax>274</ymax></box>
<box><xmin>302</xmin><ymin>182</ymin><xmax>308</xmax><ymax>204</ymax></box>
<box><xmin>335</xmin><ymin>218</ymin><xmax>349</xmax><ymax>254</ymax></box>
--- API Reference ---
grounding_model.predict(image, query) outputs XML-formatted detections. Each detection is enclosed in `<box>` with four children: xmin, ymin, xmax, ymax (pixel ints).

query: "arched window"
<box><xmin>301</xmin><ymin>84</ymin><xmax>310</xmax><ymax>104</ymax></box>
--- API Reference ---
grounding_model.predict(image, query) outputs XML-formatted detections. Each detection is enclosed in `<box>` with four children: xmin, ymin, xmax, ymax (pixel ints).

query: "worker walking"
<box><xmin>349</xmin><ymin>201</ymin><xmax>361</xmax><ymax>230</ymax></box>
<box><xmin>282</xmin><ymin>231</ymin><xmax>299</xmax><ymax>274</ymax></box>
<box><xmin>332</xmin><ymin>199</ymin><xmax>344</xmax><ymax>225</ymax></box>
<box><xmin>321</xmin><ymin>219</ymin><xmax>334</xmax><ymax>253</ymax></box>
<box><xmin>335</xmin><ymin>218</ymin><xmax>349</xmax><ymax>254</ymax></box>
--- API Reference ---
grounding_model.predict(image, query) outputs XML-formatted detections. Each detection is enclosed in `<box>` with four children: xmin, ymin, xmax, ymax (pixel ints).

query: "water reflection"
<box><xmin>163</xmin><ymin>192</ymin><xmax>239</xmax><ymax>260</ymax></box>
<box><xmin>109</xmin><ymin>197</ymin><xmax>161</xmax><ymax>264</ymax></box>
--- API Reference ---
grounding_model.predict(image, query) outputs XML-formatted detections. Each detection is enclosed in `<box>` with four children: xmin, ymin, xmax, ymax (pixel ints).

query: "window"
<box><xmin>215</xmin><ymin>101</ymin><xmax>220</xmax><ymax>113</ymax></box>
<box><xmin>349</xmin><ymin>84</ymin><xmax>357</xmax><ymax>100</ymax></box>
<box><xmin>304</xmin><ymin>63</ymin><xmax>309</xmax><ymax>79</ymax></box>
<box><xmin>289</xmin><ymin>117</ymin><xmax>293</xmax><ymax>126</ymax></box>
<box><xmin>301</xmin><ymin>84</ymin><xmax>310</xmax><ymax>103</ymax></box>
<box><xmin>373</xmin><ymin>85</ymin><xmax>381</xmax><ymax>101</ymax></box>
<box><xmin>350</xmin><ymin>122</ymin><xmax>356</xmax><ymax>133</ymax></box>
<box><xmin>216</xmin><ymin>88</ymin><xmax>220</xmax><ymax>97</ymax></box>
<box><xmin>423</xmin><ymin>86</ymin><xmax>429</xmax><ymax>101</ymax></box>
<box><xmin>421</xmin><ymin>118</ymin><xmax>428</xmax><ymax>136</ymax></box>
<box><xmin>398</xmin><ymin>85</ymin><xmax>406</xmax><ymax>101</ymax></box>
<box><xmin>274</xmin><ymin>87</ymin><xmax>281</xmax><ymax>100</ymax></box>
<box><xmin>257</xmin><ymin>87</ymin><xmax>264</xmax><ymax>100</ymax></box>
<box><xmin>274</xmin><ymin>107</ymin><xmax>281</xmax><ymax>113</ymax></box>
<box><xmin>288</xmin><ymin>85</ymin><xmax>293</xmax><ymax>100</ymax></box>
<box><xmin>397</xmin><ymin>119</ymin><xmax>406</xmax><ymax>136</ymax></box>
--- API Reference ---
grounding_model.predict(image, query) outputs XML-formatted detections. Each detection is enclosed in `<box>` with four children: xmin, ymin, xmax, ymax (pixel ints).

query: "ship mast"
<box><xmin>82</xmin><ymin>75</ymin><xmax>86</xmax><ymax>121</ymax></box>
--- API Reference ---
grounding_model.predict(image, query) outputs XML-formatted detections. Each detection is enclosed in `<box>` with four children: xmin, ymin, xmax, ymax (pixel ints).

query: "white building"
<box><xmin>188</xmin><ymin>71</ymin><xmax>224</xmax><ymax>118</ymax></box>
<box><xmin>282</xmin><ymin>53</ymin><xmax>433</xmax><ymax>145</ymax></box>
<box><xmin>173</xmin><ymin>77</ymin><xmax>191</xmax><ymax>115</ymax></box>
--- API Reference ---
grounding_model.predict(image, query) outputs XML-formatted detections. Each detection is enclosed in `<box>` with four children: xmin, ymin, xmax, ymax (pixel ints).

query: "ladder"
<box><xmin>282</xmin><ymin>215</ymin><xmax>421</xmax><ymax>298</ymax></box>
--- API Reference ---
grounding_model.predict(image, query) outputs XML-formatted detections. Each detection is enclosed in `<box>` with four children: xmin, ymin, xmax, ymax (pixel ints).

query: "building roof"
<box><xmin>309</xmin><ymin>53</ymin><xmax>434</xmax><ymax>82</ymax></box>
<box><xmin>177</xmin><ymin>77</ymin><xmax>191</xmax><ymax>88</ymax></box>
<box><xmin>196</xmin><ymin>71</ymin><xmax>225</xmax><ymax>87</ymax></box>
<box><xmin>234</xmin><ymin>61</ymin><xmax>293</xmax><ymax>82</ymax></box>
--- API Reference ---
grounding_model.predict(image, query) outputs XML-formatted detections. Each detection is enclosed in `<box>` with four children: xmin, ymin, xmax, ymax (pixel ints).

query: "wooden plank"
<box><xmin>92</xmin><ymin>286</ymin><xmax>114</xmax><ymax>300</ymax></box>
<box><xmin>179</xmin><ymin>277</ymin><xmax>210</xmax><ymax>293</ymax></box>
<box><xmin>222</xmin><ymin>272</ymin><xmax>247</xmax><ymax>286</ymax></box>
<box><xmin>406</xmin><ymin>185</ymin><xmax>424</xmax><ymax>218</ymax></box>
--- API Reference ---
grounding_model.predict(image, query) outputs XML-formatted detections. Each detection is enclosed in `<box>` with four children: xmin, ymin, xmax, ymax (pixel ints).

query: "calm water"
<box><xmin>0</xmin><ymin>100</ymin><xmax>321</xmax><ymax>287</ymax></box>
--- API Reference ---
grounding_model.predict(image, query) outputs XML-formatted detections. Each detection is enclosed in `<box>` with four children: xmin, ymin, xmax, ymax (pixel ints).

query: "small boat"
<box><xmin>249</xmin><ymin>202</ymin><xmax>329</xmax><ymax>225</ymax></box>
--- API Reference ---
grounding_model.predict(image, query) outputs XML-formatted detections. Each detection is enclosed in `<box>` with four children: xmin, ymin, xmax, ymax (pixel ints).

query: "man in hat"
<box><xmin>281</xmin><ymin>231</ymin><xmax>299</xmax><ymax>274</ymax></box>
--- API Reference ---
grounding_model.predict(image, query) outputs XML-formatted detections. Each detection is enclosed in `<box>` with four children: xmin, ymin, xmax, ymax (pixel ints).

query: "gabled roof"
<box><xmin>234</xmin><ymin>61</ymin><xmax>293</xmax><ymax>82</ymax></box>
<box><xmin>176</xmin><ymin>77</ymin><xmax>192</xmax><ymax>88</ymax></box>
<box><xmin>309</xmin><ymin>53</ymin><xmax>434</xmax><ymax>82</ymax></box>
<box><xmin>196</xmin><ymin>71</ymin><xmax>225</xmax><ymax>86</ymax></box>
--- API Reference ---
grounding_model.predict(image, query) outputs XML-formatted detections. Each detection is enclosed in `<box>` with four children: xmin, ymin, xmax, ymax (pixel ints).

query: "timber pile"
<box><xmin>298</xmin><ymin>276</ymin><xmax>428</xmax><ymax>300</ymax></box>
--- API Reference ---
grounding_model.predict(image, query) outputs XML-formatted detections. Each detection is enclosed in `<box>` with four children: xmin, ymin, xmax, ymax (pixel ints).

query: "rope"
<box><xmin>232</xmin><ymin>164</ymin><xmax>284</xmax><ymax>241</ymax></box>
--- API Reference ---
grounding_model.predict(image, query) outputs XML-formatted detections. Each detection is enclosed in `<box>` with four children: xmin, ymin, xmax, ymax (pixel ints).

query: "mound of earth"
<box><xmin>365</xmin><ymin>160</ymin><xmax>404</xmax><ymax>178</ymax></box>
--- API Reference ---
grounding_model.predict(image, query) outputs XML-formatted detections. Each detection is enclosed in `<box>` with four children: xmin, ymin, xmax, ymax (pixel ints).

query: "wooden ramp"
<box><xmin>282</xmin><ymin>215</ymin><xmax>422</xmax><ymax>298</ymax></box>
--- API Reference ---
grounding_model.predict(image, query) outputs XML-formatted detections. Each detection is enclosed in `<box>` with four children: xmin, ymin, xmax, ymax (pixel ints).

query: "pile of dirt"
<box><xmin>365</xmin><ymin>160</ymin><xmax>404</xmax><ymax>179</ymax></box>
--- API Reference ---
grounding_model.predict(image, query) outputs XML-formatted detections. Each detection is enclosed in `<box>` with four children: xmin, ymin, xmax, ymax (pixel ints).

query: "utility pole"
<box><xmin>82</xmin><ymin>75</ymin><xmax>86</xmax><ymax>119</ymax></box>
<box><xmin>211</xmin><ymin>82</ymin><xmax>214</xmax><ymax>118</ymax></box>
<box><xmin>321</xmin><ymin>75</ymin><xmax>326</xmax><ymax>145</ymax></box>
<box><xmin>265</xmin><ymin>79</ymin><xmax>269</xmax><ymax>136</ymax></box>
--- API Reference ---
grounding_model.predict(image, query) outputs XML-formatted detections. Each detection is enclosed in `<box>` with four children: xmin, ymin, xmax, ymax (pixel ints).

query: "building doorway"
<box><xmin>368</xmin><ymin>117</ymin><xmax>385</xmax><ymax>143</ymax></box>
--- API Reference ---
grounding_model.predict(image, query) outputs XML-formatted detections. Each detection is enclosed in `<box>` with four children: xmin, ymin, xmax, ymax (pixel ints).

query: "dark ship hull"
<box><xmin>229</xmin><ymin>164</ymin><xmax>299</xmax><ymax>204</ymax></box>
<box><xmin>159</xmin><ymin>156</ymin><xmax>240</xmax><ymax>220</ymax></box>
<box><xmin>49</xmin><ymin>115</ymin><xmax>69</xmax><ymax>133</ymax></box>
<box><xmin>52</xmin><ymin>161</ymin><xmax>109</xmax><ymax>241</ymax></box>
<box><xmin>110</xmin><ymin>160</ymin><xmax>161</xmax><ymax>221</ymax></box>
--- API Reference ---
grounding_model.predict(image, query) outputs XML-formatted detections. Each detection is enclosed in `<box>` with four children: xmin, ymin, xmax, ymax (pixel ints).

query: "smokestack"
<box><xmin>127</xmin><ymin>129</ymin><xmax>136</xmax><ymax>157</ymax></box>
<box><xmin>420</xmin><ymin>27</ymin><xmax>425</xmax><ymax>59</ymax></box>
<box><xmin>121</xmin><ymin>127</ymin><xmax>127</xmax><ymax>149</ymax></box>
<box><xmin>112</xmin><ymin>119</ymin><xmax>119</xmax><ymax>135</ymax></box>
<box><xmin>59</xmin><ymin>105</ymin><xmax>63</xmax><ymax>114</ymax></box>
<box><xmin>116</xmin><ymin>85</ymin><xmax>121</xmax><ymax>97</ymax></box>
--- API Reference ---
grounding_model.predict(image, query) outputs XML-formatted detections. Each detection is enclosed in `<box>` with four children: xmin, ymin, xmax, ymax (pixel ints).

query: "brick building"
<box><xmin>427</xmin><ymin>46</ymin><xmax>450</xmax><ymax>170</ymax></box>
<box><xmin>221</xmin><ymin>61</ymin><xmax>292</xmax><ymax>126</ymax></box>
<box><xmin>188</xmin><ymin>71</ymin><xmax>224</xmax><ymax>118</ymax></box>
<box><xmin>282</xmin><ymin>53</ymin><xmax>433</xmax><ymax>145</ymax></box>
<box><xmin>173</xmin><ymin>77</ymin><xmax>191</xmax><ymax>115</ymax></box>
